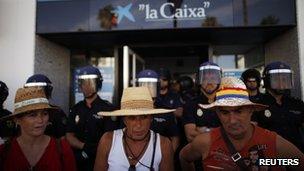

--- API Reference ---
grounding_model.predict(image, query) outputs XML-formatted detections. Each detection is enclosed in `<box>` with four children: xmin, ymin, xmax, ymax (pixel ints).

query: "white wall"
<box><xmin>0</xmin><ymin>0</ymin><xmax>36</xmax><ymax>111</ymax></box>
<box><xmin>297</xmin><ymin>0</ymin><xmax>304</xmax><ymax>100</ymax></box>
<box><xmin>35</xmin><ymin>36</ymin><xmax>70</xmax><ymax>113</ymax></box>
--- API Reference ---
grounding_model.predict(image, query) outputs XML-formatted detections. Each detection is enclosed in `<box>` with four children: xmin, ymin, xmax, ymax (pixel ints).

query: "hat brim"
<box><xmin>98</xmin><ymin>108</ymin><xmax>175</xmax><ymax>116</ymax></box>
<box><xmin>0</xmin><ymin>105</ymin><xmax>59</xmax><ymax>122</ymax></box>
<box><xmin>199</xmin><ymin>98</ymin><xmax>267</xmax><ymax>111</ymax></box>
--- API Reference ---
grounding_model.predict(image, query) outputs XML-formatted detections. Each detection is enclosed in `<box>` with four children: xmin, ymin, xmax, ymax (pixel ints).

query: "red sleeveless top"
<box><xmin>203</xmin><ymin>125</ymin><xmax>284</xmax><ymax>171</ymax></box>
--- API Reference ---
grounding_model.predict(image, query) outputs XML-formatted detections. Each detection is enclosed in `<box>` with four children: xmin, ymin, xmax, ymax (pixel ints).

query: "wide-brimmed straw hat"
<box><xmin>199</xmin><ymin>77</ymin><xmax>267</xmax><ymax>111</ymax></box>
<box><xmin>98</xmin><ymin>87</ymin><xmax>175</xmax><ymax>116</ymax></box>
<box><xmin>0</xmin><ymin>87</ymin><xmax>57</xmax><ymax>121</ymax></box>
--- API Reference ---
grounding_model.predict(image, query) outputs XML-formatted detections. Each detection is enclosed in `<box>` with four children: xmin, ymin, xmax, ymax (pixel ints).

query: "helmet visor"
<box><xmin>24</xmin><ymin>82</ymin><xmax>53</xmax><ymax>98</ymax></box>
<box><xmin>199</xmin><ymin>68</ymin><xmax>221</xmax><ymax>85</ymax></box>
<box><xmin>137</xmin><ymin>78</ymin><xmax>158</xmax><ymax>98</ymax></box>
<box><xmin>268</xmin><ymin>69</ymin><xmax>293</xmax><ymax>90</ymax></box>
<box><xmin>78</xmin><ymin>75</ymin><xmax>98</xmax><ymax>95</ymax></box>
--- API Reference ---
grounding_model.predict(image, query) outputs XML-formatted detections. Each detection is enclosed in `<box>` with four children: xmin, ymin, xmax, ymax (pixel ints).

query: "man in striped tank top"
<box><xmin>94</xmin><ymin>87</ymin><xmax>174</xmax><ymax>171</ymax></box>
<box><xmin>180</xmin><ymin>77</ymin><xmax>304</xmax><ymax>171</ymax></box>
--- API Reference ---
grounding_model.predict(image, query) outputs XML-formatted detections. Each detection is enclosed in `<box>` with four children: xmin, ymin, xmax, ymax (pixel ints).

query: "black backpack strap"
<box><xmin>55</xmin><ymin>138</ymin><xmax>64</xmax><ymax>167</ymax></box>
<box><xmin>150</xmin><ymin>132</ymin><xmax>157</xmax><ymax>171</ymax></box>
<box><xmin>220</xmin><ymin>127</ymin><xmax>247</xmax><ymax>170</ymax></box>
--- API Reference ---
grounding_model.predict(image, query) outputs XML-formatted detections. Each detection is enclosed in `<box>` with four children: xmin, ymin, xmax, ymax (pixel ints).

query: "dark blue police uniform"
<box><xmin>183</xmin><ymin>93</ymin><xmax>221</xmax><ymax>129</ymax></box>
<box><xmin>44</xmin><ymin>104</ymin><xmax>67</xmax><ymax>138</ymax></box>
<box><xmin>152</xmin><ymin>90</ymin><xmax>182</xmax><ymax>137</ymax></box>
<box><xmin>180</xmin><ymin>89</ymin><xmax>197</xmax><ymax>105</ymax></box>
<box><xmin>249</xmin><ymin>92</ymin><xmax>264</xmax><ymax>103</ymax></box>
<box><xmin>0</xmin><ymin>108</ymin><xmax>16</xmax><ymax>138</ymax></box>
<box><xmin>179</xmin><ymin>89</ymin><xmax>197</xmax><ymax>145</ymax></box>
<box><xmin>67</xmin><ymin>96</ymin><xmax>119</xmax><ymax>170</ymax></box>
<box><xmin>67</xmin><ymin>96</ymin><xmax>118</xmax><ymax>143</ymax></box>
<box><xmin>254</xmin><ymin>93</ymin><xmax>304</xmax><ymax>152</ymax></box>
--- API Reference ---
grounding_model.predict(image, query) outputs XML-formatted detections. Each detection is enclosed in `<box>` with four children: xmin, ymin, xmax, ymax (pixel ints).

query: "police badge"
<box><xmin>197</xmin><ymin>109</ymin><xmax>203</xmax><ymax>117</ymax></box>
<box><xmin>264</xmin><ymin>110</ymin><xmax>271</xmax><ymax>118</ymax></box>
<box><xmin>75</xmin><ymin>115</ymin><xmax>80</xmax><ymax>124</ymax></box>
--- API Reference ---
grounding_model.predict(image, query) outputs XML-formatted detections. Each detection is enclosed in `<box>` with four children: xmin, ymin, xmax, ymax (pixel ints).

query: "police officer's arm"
<box><xmin>165</xmin><ymin>113</ymin><xmax>180</xmax><ymax>152</ymax></box>
<box><xmin>174</xmin><ymin>107</ymin><xmax>183</xmax><ymax>118</ymax></box>
<box><xmin>65</xmin><ymin>108</ymin><xmax>85</xmax><ymax>149</ymax></box>
<box><xmin>179</xmin><ymin>132</ymin><xmax>211</xmax><ymax>171</ymax></box>
<box><xmin>94</xmin><ymin>132</ymin><xmax>112</xmax><ymax>171</ymax></box>
<box><xmin>66</xmin><ymin>132</ymin><xmax>85</xmax><ymax>149</ymax></box>
<box><xmin>159</xmin><ymin>136</ymin><xmax>174</xmax><ymax>171</ymax></box>
<box><xmin>184</xmin><ymin>123</ymin><xmax>201</xmax><ymax>142</ymax></box>
<box><xmin>173</xmin><ymin>95</ymin><xmax>184</xmax><ymax>118</ymax></box>
<box><xmin>276</xmin><ymin>135</ymin><xmax>304</xmax><ymax>170</ymax></box>
<box><xmin>183</xmin><ymin>101</ymin><xmax>202</xmax><ymax>142</ymax></box>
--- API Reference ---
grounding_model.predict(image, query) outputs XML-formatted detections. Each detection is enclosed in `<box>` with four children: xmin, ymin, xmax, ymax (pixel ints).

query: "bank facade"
<box><xmin>0</xmin><ymin>0</ymin><xmax>303</xmax><ymax>113</ymax></box>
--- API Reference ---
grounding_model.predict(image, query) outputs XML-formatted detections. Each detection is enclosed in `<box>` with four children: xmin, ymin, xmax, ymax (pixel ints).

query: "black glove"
<box><xmin>82</xmin><ymin>143</ymin><xmax>97</xmax><ymax>158</ymax></box>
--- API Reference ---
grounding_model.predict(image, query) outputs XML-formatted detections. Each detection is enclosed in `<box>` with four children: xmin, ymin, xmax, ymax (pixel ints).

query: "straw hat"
<box><xmin>199</xmin><ymin>77</ymin><xmax>267</xmax><ymax>111</ymax></box>
<box><xmin>98</xmin><ymin>87</ymin><xmax>175</xmax><ymax>116</ymax></box>
<box><xmin>0</xmin><ymin>87</ymin><xmax>57</xmax><ymax>121</ymax></box>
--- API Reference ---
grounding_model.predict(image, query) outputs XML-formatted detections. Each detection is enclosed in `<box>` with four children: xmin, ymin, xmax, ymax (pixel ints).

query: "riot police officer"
<box><xmin>156</xmin><ymin>68</ymin><xmax>183</xmax><ymax>118</ymax></box>
<box><xmin>24</xmin><ymin>74</ymin><xmax>67</xmax><ymax>138</ymax></box>
<box><xmin>183</xmin><ymin>62</ymin><xmax>222</xmax><ymax>142</ymax></box>
<box><xmin>177</xmin><ymin>75</ymin><xmax>196</xmax><ymax>104</ymax></box>
<box><xmin>255</xmin><ymin>61</ymin><xmax>304</xmax><ymax>152</ymax></box>
<box><xmin>66</xmin><ymin>66</ymin><xmax>119</xmax><ymax>171</ymax></box>
<box><xmin>137</xmin><ymin>69</ymin><xmax>159</xmax><ymax>99</ymax></box>
<box><xmin>176</xmin><ymin>75</ymin><xmax>197</xmax><ymax>166</ymax></box>
<box><xmin>0</xmin><ymin>81</ymin><xmax>16</xmax><ymax>141</ymax></box>
<box><xmin>137</xmin><ymin>69</ymin><xmax>182</xmax><ymax>170</ymax></box>
<box><xmin>137</xmin><ymin>69</ymin><xmax>180</xmax><ymax>152</ymax></box>
<box><xmin>241</xmin><ymin>68</ymin><xmax>263</xmax><ymax>103</ymax></box>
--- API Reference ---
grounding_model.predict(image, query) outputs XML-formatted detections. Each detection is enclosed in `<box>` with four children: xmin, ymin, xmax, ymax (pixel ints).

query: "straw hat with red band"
<box><xmin>199</xmin><ymin>77</ymin><xmax>267</xmax><ymax>111</ymax></box>
<box><xmin>0</xmin><ymin>87</ymin><xmax>58</xmax><ymax>121</ymax></box>
<box><xmin>98</xmin><ymin>87</ymin><xmax>175</xmax><ymax>116</ymax></box>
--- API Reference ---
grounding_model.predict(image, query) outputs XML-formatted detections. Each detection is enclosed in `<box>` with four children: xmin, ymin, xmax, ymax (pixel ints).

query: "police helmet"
<box><xmin>197</xmin><ymin>62</ymin><xmax>222</xmax><ymax>94</ymax></box>
<box><xmin>158</xmin><ymin>68</ymin><xmax>171</xmax><ymax>81</ymax></box>
<box><xmin>137</xmin><ymin>69</ymin><xmax>158</xmax><ymax>98</ymax></box>
<box><xmin>24</xmin><ymin>74</ymin><xmax>53</xmax><ymax>99</ymax></box>
<box><xmin>0</xmin><ymin>81</ymin><xmax>9</xmax><ymax>105</ymax></box>
<box><xmin>177</xmin><ymin>76</ymin><xmax>194</xmax><ymax>92</ymax></box>
<box><xmin>78</xmin><ymin>66</ymin><xmax>103</xmax><ymax>91</ymax></box>
<box><xmin>198</xmin><ymin>62</ymin><xmax>222</xmax><ymax>84</ymax></box>
<box><xmin>241</xmin><ymin>68</ymin><xmax>261</xmax><ymax>87</ymax></box>
<box><xmin>263</xmin><ymin>61</ymin><xmax>293</xmax><ymax>91</ymax></box>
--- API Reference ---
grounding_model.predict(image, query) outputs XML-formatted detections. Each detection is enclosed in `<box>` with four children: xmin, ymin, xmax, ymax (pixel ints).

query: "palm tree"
<box><xmin>167</xmin><ymin>0</ymin><xmax>183</xmax><ymax>28</ymax></box>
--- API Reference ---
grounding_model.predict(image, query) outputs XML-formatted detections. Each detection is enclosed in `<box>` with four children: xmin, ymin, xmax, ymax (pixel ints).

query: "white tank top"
<box><xmin>108</xmin><ymin>129</ymin><xmax>162</xmax><ymax>171</ymax></box>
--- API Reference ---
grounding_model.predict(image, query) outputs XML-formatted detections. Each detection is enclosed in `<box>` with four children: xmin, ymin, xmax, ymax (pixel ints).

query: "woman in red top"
<box><xmin>0</xmin><ymin>87</ymin><xmax>76</xmax><ymax>171</ymax></box>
